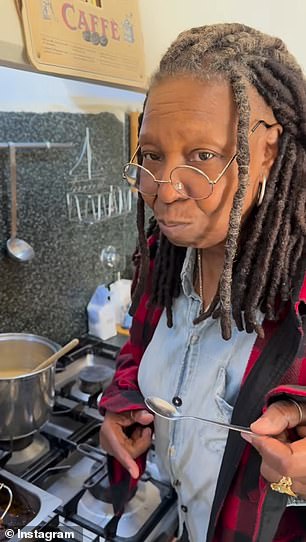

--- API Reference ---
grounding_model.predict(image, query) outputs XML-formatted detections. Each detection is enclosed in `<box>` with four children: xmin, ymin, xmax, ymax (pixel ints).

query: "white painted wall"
<box><xmin>0</xmin><ymin>66</ymin><xmax>145</xmax><ymax>113</ymax></box>
<box><xmin>0</xmin><ymin>0</ymin><xmax>305</xmax><ymax>112</ymax></box>
<box><xmin>139</xmin><ymin>0</ymin><xmax>306</xmax><ymax>75</ymax></box>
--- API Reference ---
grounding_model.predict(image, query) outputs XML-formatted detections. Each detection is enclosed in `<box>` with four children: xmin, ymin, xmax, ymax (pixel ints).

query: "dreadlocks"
<box><xmin>130</xmin><ymin>23</ymin><xmax>306</xmax><ymax>340</ymax></box>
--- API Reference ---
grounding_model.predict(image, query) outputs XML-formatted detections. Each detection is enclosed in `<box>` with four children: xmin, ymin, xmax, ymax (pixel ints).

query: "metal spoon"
<box><xmin>6</xmin><ymin>143</ymin><xmax>34</xmax><ymax>262</ymax></box>
<box><xmin>145</xmin><ymin>396</ymin><xmax>254</xmax><ymax>436</ymax></box>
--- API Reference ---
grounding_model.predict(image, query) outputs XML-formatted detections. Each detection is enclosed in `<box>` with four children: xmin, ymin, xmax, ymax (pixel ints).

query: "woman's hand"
<box><xmin>99</xmin><ymin>410</ymin><xmax>154</xmax><ymax>479</ymax></box>
<box><xmin>242</xmin><ymin>400</ymin><xmax>306</xmax><ymax>497</ymax></box>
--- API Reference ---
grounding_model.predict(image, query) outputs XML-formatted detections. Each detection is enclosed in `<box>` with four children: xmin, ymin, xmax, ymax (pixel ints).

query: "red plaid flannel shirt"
<box><xmin>99</xmin><ymin>235</ymin><xmax>306</xmax><ymax>542</ymax></box>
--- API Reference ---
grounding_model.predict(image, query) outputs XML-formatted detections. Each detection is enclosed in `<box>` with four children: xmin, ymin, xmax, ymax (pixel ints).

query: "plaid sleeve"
<box><xmin>265</xmin><ymin>296</ymin><xmax>306</xmax><ymax>407</ymax></box>
<box><xmin>265</xmin><ymin>385</ymin><xmax>306</xmax><ymax>406</ymax></box>
<box><xmin>99</xmin><ymin>235</ymin><xmax>163</xmax><ymax>415</ymax></box>
<box><xmin>98</xmin><ymin>329</ymin><xmax>149</xmax><ymax>414</ymax></box>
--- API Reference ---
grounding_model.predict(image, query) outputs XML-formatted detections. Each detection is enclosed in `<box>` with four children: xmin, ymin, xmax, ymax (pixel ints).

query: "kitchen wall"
<box><xmin>0</xmin><ymin>66</ymin><xmax>145</xmax><ymax>113</ymax></box>
<box><xmin>139</xmin><ymin>0</ymin><xmax>306</xmax><ymax>76</ymax></box>
<box><xmin>1</xmin><ymin>0</ymin><xmax>304</xmax><ymax>346</ymax></box>
<box><xmin>2</xmin><ymin>0</ymin><xmax>306</xmax><ymax>82</ymax></box>
<box><xmin>0</xmin><ymin>110</ymin><xmax>139</xmax><ymax>345</ymax></box>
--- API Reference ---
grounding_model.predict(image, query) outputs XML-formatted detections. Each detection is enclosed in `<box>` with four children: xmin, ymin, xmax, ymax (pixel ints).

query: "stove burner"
<box><xmin>3</xmin><ymin>434</ymin><xmax>50</xmax><ymax>474</ymax></box>
<box><xmin>0</xmin><ymin>337</ymin><xmax>178</xmax><ymax>541</ymax></box>
<box><xmin>78</xmin><ymin>479</ymin><xmax>166</xmax><ymax>539</ymax></box>
<box><xmin>78</xmin><ymin>366</ymin><xmax>111</xmax><ymax>395</ymax></box>
<box><xmin>0</xmin><ymin>435</ymin><xmax>33</xmax><ymax>452</ymax></box>
<box><xmin>88</xmin><ymin>461</ymin><xmax>137</xmax><ymax>503</ymax></box>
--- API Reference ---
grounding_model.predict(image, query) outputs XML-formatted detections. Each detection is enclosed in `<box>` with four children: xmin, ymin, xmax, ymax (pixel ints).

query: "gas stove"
<box><xmin>0</xmin><ymin>335</ymin><xmax>178</xmax><ymax>541</ymax></box>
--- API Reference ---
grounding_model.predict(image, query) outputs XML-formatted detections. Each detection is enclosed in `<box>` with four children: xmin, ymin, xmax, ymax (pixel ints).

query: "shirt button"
<box><xmin>181</xmin><ymin>505</ymin><xmax>188</xmax><ymax>513</ymax></box>
<box><xmin>172</xmin><ymin>396</ymin><xmax>182</xmax><ymax>407</ymax></box>
<box><xmin>173</xmin><ymin>479</ymin><xmax>181</xmax><ymax>487</ymax></box>
<box><xmin>169</xmin><ymin>446</ymin><xmax>176</xmax><ymax>456</ymax></box>
<box><xmin>190</xmin><ymin>334</ymin><xmax>199</xmax><ymax>344</ymax></box>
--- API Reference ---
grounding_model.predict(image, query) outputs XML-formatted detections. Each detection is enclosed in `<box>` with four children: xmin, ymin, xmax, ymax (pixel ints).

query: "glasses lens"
<box><xmin>123</xmin><ymin>164</ymin><xmax>157</xmax><ymax>195</ymax></box>
<box><xmin>171</xmin><ymin>166</ymin><xmax>213</xmax><ymax>199</ymax></box>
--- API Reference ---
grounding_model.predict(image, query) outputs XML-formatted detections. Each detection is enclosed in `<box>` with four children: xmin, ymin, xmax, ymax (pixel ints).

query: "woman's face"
<box><xmin>139</xmin><ymin>77</ymin><xmax>281</xmax><ymax>249</ymax></box>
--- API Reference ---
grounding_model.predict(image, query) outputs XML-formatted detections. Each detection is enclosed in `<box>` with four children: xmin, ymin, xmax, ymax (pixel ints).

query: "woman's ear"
<box><xmin>262</xmin><ymin>123</ymin><xmax>283</xmax><ymax>172</ymax></box>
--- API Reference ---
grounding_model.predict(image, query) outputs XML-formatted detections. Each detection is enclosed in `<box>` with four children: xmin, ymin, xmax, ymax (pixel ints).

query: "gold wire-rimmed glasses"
<box><xmin>123</xmin><ymin>120</ymin><xmax>277</xmax><ymax>200</ymax></box>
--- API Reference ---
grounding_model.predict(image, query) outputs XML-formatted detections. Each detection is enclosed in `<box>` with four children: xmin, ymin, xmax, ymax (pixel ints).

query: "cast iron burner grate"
<box><xmin>0</xmin><ymin>335</ymin><xmax>178</xmax><ymax>541</ymax></box>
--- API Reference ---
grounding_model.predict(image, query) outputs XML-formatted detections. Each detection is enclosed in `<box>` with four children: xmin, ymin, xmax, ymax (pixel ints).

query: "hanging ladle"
<box><xmin>0</xmin><ymin>482</ymin><xmax>13</xmax><ymax>524</ymax></box>
<box><xmin>6</xmin><ymin>143</ymin><xmax>35</xmax><ymax>262</ymax></box>
<box><xmin>31</xmin><ymin>338</ymin><xmax>79</xmax><ymax>373</ymax></box>
<box><xmin>145</xmin><ymin>396</ymin><xmax>254</xmax><ymax>435</ymax></box>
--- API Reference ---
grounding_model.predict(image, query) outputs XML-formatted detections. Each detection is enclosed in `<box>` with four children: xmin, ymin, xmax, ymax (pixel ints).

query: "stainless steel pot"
<box><xmin>0</xmin><ymin>333</ymin><xmax>60</xmax><ymax>441</ymax></box>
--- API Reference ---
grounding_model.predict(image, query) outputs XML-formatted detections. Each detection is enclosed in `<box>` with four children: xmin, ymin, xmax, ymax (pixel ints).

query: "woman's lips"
<box><xmin>158</xmin><ymin>220</ymin><xmax>190</xmax><ymax>233</ymax></box>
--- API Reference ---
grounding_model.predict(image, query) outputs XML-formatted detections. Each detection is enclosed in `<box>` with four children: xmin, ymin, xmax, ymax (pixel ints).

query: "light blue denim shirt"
<box><xmin>138</xmin><ymin>247</ymin><xmax>258</xmax><ymax>542</ymax></box>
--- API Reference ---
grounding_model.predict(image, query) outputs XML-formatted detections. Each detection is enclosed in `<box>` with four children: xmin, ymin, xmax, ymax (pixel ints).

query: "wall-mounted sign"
<box><xmin>17</xmin><ymin>0</ymin><xmax>146</xmax><ymax>90</ymax></box>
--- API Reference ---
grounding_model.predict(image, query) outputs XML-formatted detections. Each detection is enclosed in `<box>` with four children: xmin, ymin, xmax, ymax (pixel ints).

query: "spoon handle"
<box><xmin>9</xmin><ymin>143</ymin><xmax>17</xmax><ymax>239</ymax></box>
<box><xmin>177</xmin><ymin>415</ymin><xmax>253</xmax><ymax>435</ymax></box>
<box><xmin>32</xmin><ymin>338</ymin><xmax>79</xmax><ymax>373</ymax></box>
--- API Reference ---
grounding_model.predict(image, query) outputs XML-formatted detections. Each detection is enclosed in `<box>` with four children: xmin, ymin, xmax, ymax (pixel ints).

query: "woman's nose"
<box><xmin>155</xmin><ymin>164</ymin><xmax>186</xmax><ymax>203</ymax></box>
<box><xmin>156</xmin><ymin>180</ymin><xmax>182</xmax><ymax>203</ymax></box>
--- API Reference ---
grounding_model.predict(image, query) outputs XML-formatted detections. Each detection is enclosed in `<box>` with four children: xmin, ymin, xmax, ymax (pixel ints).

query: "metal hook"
<box><xmin>0</xmin><ymin>482</ymin><xmax>13</xmax><ymax>521</ymax></box>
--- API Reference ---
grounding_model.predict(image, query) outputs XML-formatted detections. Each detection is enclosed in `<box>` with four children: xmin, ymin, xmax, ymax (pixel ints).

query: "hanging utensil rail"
<box><xmin>66</xmin><ymin>184</ymin><xmax>134</xmax><ymax>224</ymax></box>
<box><xmin>0</xmin><ymin>142</ymin><xmax>73</xmax><ymax>150</ymax></box>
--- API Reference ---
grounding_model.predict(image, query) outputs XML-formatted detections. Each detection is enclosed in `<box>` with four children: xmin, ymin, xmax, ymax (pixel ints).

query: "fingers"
<box><xmin>250</xmin><ymin>400</ymin><xmax>304</xmax><ymax>436</ymax></box>
<box><xmin>297</xmin><ymin>425</ymin><xmax>306</xmax><ymax>438</ymax></box>
<box><xmin>260</xmin><ymin>452</ymin><xmax>306</xmax><ymax>490</ymax></box>
<box><xmin>103</xmin><ymin>423</ymin><xmax>141</xmax><ymax>478</ymax></box>
<box><xmin>104</xmin><ymin>423</ymin><xmax>152</xmax><ymax>478</ymax></box>
<box><xmin>244</xmin><ymin>434</ymin><xmax>306</xmax><ymax>497</ymax></box>
<box><xmin>130</xmin><ymin>425</ymin><xmax>153</xmax><ymax>456</ymax></box>
<box><xmin>241</xmin><ymin>399</ymin><xmax>306</xmax><ymax>496</ymax></box>
<box><xmin>264</xmin><ymin>470</ymin><xmax>306</xmax><ymax>498</ymax></box>
<box><xmin>243</xmin><ymin>433</ymin><xmax>306</xmax><ymax>479</ymax></box>
<box><xmin>99</xmin><ymin>410</ymin><xmax>153</xmax><ymax>479</ymax></box>
<box><xmin>132</xmin><ymin>409</ymin><xmax>154</xmax><ymax>425</ymax></box>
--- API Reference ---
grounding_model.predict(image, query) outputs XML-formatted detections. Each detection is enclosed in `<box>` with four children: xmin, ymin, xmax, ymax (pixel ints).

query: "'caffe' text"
<box><xmin>62</xmin><ymin>3</ymin><xmax>120</xmax><ymax>40</ymax></box>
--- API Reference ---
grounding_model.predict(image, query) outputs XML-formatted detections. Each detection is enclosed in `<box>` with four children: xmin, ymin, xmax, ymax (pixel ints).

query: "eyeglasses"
<box><xmin>123</xmin><ymin>120</ymin><xmax>277</xmax><ymax>200</ymax></box>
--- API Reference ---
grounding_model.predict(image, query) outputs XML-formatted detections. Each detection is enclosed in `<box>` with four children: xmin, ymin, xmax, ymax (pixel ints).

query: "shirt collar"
<box><xmin>180</xmin><ymin>247</ymin><xmax>305</xmax><ymax>317</ymax></box>
<box><xmin>181</xmin><ymin>247</ymin><xmax>196</xmax><ymax>297</ymax></box>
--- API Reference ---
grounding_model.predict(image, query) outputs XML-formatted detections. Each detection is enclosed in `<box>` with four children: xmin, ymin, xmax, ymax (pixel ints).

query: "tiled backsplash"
<box><xmin>0</xmin><ymin>111</ymin><xmax>137</xmax><ymax>344</ymax></box>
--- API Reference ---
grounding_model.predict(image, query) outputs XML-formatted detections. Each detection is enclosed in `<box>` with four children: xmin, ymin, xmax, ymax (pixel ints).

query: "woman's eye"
<box><xmin>190</xmin><ymin>150</ymin><xmax>215</xmax><ymax>161</ymax></box>
<box><xmin>141</xmin><ymin>151</ymin><xmax>161</xmax><ymax>161</ymax></box>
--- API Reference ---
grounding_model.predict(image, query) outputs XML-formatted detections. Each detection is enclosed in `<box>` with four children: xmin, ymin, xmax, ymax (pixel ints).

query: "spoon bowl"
<box><xmin>7</xmin><ymin>237</ymin><xmax>35</xmax><ymax>262</ymax></box>
<box><xmin>145</xmin><ymin>396</ymin><xmax>254</xmax><ymax>436</ymax></box>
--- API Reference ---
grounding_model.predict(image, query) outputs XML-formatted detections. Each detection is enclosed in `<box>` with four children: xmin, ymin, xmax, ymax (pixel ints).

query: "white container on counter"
<box><xmin>87</xmin><ymin>285</ymin><xmax>117</xmax><ymax>340</ymax></box>
<box><xmin>109</xmin><ymin>278</ymin><xmax>132</xmax><ymax>325</ymax></box>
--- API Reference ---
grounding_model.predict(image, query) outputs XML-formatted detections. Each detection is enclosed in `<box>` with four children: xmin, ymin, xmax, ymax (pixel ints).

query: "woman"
<box><xmin>99</xmin><ymin>23</ymin><xmax>306</xmax><ymax>541</ymax></box>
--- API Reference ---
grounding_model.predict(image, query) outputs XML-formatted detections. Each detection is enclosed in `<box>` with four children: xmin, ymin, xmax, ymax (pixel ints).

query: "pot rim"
<box><xmin>0</xmin><ymin>333</ymin><xmax>61</xmax><ymax>380</ymax></box>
